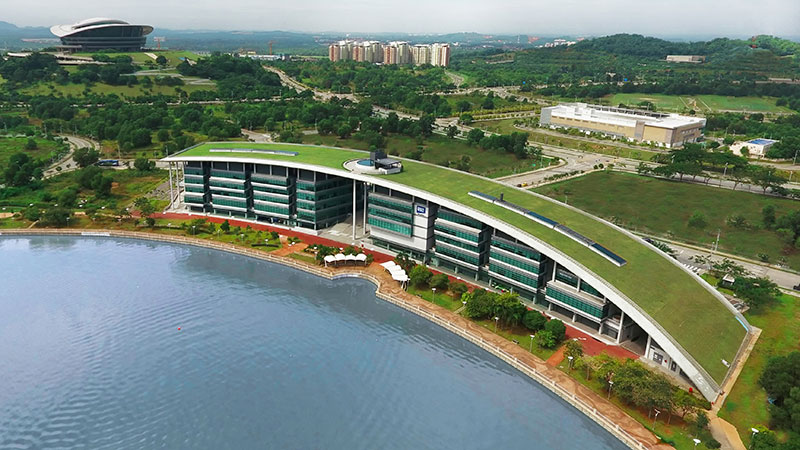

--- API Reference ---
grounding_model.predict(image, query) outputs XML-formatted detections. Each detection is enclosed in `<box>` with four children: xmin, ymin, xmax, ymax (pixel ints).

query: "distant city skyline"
<box><xmin>3</xmin><ymin>0</ymin><xmax>800</xmax><ymax>39</ymax></box>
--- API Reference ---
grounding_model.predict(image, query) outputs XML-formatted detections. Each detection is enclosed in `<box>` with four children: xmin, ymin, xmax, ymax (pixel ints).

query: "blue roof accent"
<box><xmin>468</xmin><ymin>190</ymin><xmax>627</xmax><ymax>266</ymax></box>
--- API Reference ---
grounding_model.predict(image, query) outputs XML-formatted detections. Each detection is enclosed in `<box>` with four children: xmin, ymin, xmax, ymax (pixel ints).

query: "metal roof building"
<box><xmin>50</xmin><ymin>18</ymin><xmax>153</xmax><ymax>52</ymax></box>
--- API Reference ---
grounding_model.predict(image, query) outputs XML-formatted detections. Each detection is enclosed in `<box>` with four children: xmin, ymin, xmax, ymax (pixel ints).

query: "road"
<box><xmin>640</xmin><ymin>233</ymin><xmax>800</xmax><ymax>291</ymax></box>
<box><xmin>241</xmin><ymin>128</ymin><xmax>273</xmax><ymax>143</ymax></box>
<box><xmin>44</xmin><ymin>135</ymin><xmax>100</xmax><ymax>179</ymax></box>
<box><xmin>264</xmin><ymin>66</ymin><xmax>359</xmax><ymax>102</ymax></box>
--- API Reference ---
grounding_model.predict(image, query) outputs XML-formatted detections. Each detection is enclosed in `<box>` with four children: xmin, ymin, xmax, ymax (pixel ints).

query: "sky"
<box><xmin>5</xmin><ymin>0</ymin><xmax>800</xmax><ymax>39</ymax></box>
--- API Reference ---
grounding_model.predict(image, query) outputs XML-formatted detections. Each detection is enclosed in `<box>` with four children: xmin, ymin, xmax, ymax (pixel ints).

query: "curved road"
<box><xmin>44</xmin><ymin>135</ymin><xmax>100</xmax><ymax>179</ymax></box>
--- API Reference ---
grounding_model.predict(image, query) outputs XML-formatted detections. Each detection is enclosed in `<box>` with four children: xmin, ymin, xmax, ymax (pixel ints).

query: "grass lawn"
<box><xmin>534</xmin><ymin>171</ymin><xmax>800</xmax><ymax>270</ymax></box>
<box><xmin>174</xmin><ymin>142</ymin><xmax>749</xmax><ymax>383</ymax></box>
<box><xmin>475</xmin><ymin>318</ymin><xmax>558</xmax><ymax>361</ymax></box>
<box><xmin>408</xmin><ymin>285</ymin><xmax>463</xmax><ymax>311</ymax></box>
<box><xmin>303</xmin><ymin>133</ymin><xmax>538</xmax><ymax>178</ymax></box>
<box><xmin>0</xmin><ymin>137</ymin><xmax>63</xmax><ymax>169</ymax></box>
<box><xmin>72</xmin><ymin>50</ymin><xmax>201</xmax><ymax>67</ymax></box>
<box><xmin>719</xmin><ymin>292</ymin><xmax>800</xmax><ymax>445</ymax></box>
<box><xmin>288</xmin><ymin>252</ymin><xmax>317</xmax><ymax>265</ymax></box>
<box><xmin>605</xmin><ymin>93</ymin><xmax>790</xmax><ymax>113</ymax></box>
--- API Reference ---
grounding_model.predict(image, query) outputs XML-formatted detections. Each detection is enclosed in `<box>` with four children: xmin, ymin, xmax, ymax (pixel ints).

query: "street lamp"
<box><xmin>567</xmin><ymin>355</ymin><xmax>574</xmax><ymax>370</ymax></box>
<box><xmin>192</xmin><ymin>225</ymin><xmax>196</xmax><ymax>235</ymax></box>
<box><xmin>493</xmin><ymin>316</ymin><xmax>500</xmax><ymax>333</ymax></box>
<box><xmin>652</xmin><ymin>409</ymin><xmax>661</xmax><ymax>428</ymax></box>
<box><xmin>431</xmin><ymin>287</ymin><xmax>436</xmax><ymax>303</ymax></box>
<box><xmin>751</xmin><ymin>428</ymin><xmax>759</xmax><ymax>449</ymax></box>
<box><xmin>607</xmin><ymin>380</ymin><xmax>614</xmax><ymax>399</ymax></box>
<box><xmin>529</xmin><ymin>334</ymin><xmax>535</xmax><ymax>352</ymax></box>
<box><xmin>693</xmin><ymin>438</ymin><xmax>701</xmax><ymax>449</ymax></box>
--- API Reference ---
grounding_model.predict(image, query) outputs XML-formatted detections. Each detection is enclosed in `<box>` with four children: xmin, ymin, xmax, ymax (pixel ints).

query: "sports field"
<box><xmin>606</xmin><ymin>93</ymin><xmax>791</xmax><ymax>113</ymax></box>
<box><xmin>73</xmin><ymin>50</ymin><xmax>200</xmax><ymax>67</ymax></box>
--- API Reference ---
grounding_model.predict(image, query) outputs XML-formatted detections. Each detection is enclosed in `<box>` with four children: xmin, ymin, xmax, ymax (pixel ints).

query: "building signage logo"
<box><xmin>416</xmin><ymin>205</ymin><xmax>426</xmax><ymax>214</ymax></box>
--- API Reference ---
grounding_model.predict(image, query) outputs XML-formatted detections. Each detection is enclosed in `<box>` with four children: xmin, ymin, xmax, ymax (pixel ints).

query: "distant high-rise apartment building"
<box><xmin>328</xmin><ymin>40</ymin><xmax>449</xmax><ymax>66</ymax></box>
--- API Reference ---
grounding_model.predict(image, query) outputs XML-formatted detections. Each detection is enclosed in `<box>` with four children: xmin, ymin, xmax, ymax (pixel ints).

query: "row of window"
<box><xmin>296</xmin><ymin>178</ymin><xmax>349</xmax><ymax>192</ymax></box>
<box><xmin>434</xmin><ymin>222</ymin><xmax>481</xmax><ymax>243</ymax></box>
<box><xmin>184</xmin><ymin>176</ymin><xmax>205</xmax><ymax>185</ymax></box>
<box><xmin>185</xmin><ymin>197</ymin><xmax>205</xmax><ymax>204</ymax></box>
<box><xmin>368</xmin><ymin>216</ymin><xmax>412</xmax><ymax>236</ymax></box>
<box><xmin>250</xmin><ymin>175</ymin><xmax>290</xmax><ymax>186</ymax></box>
<box><xmin>253</xmin><ymin>204</ymin><xmax>290</xmax><ymax>215</ymax></box>
<box><xmin>546</xmin><ymin>286</ymin><xmax>606</xmax><ymax>319</ymax></box>
<box><xmin>555</xmin><ymin>268</ymin><xmax>579</xmax><ymax>288</ymax></box>
<box><xmin>489</xmin><ymin>263</ymin><xmax>539</xmax><ymax>289</ymax></box>
<box><xmin>297</xmin><ymin>206</ymin><xmax>350</xmax><ymax>223</ymax></box>
<box><xmin>210</xmin><ymin>180</ymin><xmax>246</xmax><ymax>190</ymax></box>
<box><xmin>368</xmin><ymin>206</ymin><xmax>413</xmax><ymax>225</ymax></box>
<box><xmin>252</xmin><ymin>184</ymin><xmax>291</xmax><ymax>194</ymax></box>
<box><xmin>185</xmin><ymin>185</ymin><xmax>205</xmax><ymax>193</ymax></box>
<box><xmin>210</xmin><ymin>170</ymin><xmax>246</xmax><ymax>180</ymax></box>
<box><xmin>436</xmin><ymin>233</ymin><xmax>481</xmax><ymax>253</ymax></box>
<box><xmin>211</xmin><ymin>190</ymin><xmax>246</xmax><ymax>199</ymax></box>
<box><xmin>253</xmin><ymin>193</ymin><xmax>290</xmax><ymax>204</ymax></box>
<box><xmin>212</xmin><ymin>197</ymin><xmax>248</xmax><ymax>208</ymax></box>
<box><xmin>368</xmin><ymin>195</ymin><xmax>414</xmax><ymax>214</ymax></box>
<box><xmin>491</xmin><ymin>237</ymin><xmax>542</xmax><ymax>261</ymax></box>
<box><xmin>435</xmin><ymin>245</ymin><xmax>480</xmax><ymax>266</ymax></box>
<box><xmin>489</xmin><ymin>251</ymin><xmax>539</xmax><ymax>274</ymax></box>
<box><xmin>438</xmin><ymin>210</ymin><xmax>483</xmax><ymax>229</ymax></box>
<box><xmin>184</xmin><ymin>167</ymin><xmax>204</xmax><ymax>176</ymax></box>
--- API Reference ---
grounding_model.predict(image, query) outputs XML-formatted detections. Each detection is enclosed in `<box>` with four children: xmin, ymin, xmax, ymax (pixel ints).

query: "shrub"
<box><xmin>522</xmin><ymin>310</ymin><xmax>547</xmax><ymax>331</ymax></box>
<box><xmin>409</xmin><ymin>265</ymin><xmax>433</xmax><ymax>287</ymax></box>
<box><xmin>536</xmin><ymin>330</ymin><xmax>557</xmax><ymax>348</ymax></box>
<box><xmin>269</xmin><ymin>231</ymin><xmax>279</xmax><ymax>240</ymax></box>
<box><xmin>449</xmin><ymin>281</ymin><xmax>468</xmax><ymax>297</ymax></box>
<box><xmin>429</xmin><ymin>273</ymin><xmax>449</xmax><ymax>290</ymax></box>
<box><xmin>688</xmin><ymin>211</ymin><xmax>707</xmax><ymax>229</ymax></box>
<box><xmin>545</xmin><ymin>319</ymin><xmax>566</xmax><ymax>343</ymax></box>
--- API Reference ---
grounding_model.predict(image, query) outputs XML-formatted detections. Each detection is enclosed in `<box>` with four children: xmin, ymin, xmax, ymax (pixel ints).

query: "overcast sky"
<box><xmin>6</xmin><ymin>0</ymin><xmax>800</xmax><ymax>38</ymax></box>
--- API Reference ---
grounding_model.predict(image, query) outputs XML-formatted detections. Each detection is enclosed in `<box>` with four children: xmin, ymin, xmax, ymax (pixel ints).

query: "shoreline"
<box><xmin>0</xmin><ymin>228</ymin><xmax>662</xmax><ymax>450</ymax></box>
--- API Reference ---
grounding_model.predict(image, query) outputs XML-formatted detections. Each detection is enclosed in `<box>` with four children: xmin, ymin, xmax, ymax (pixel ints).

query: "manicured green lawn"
<box><xmin>288</xmin><ymin>252</ymin><xmax>317</xmax><ymax>264</ymax></box>
<box><xmin>719</xmin><ymin>293</ymin><xmax>800</xmax><ymax>445</ymax></box>
<box><xmin>535</xmin><ymin>171</ymin><xmax>800</xmax><ymax>270</ymax></box>
<box><xmin>606</xmin><ymin>93</ymin><xmax>790</xmax><ymax>113</ymax></box>
<box><xmin>72</xmin><ymin>50</ymin><xmax>201</xmax><ymax>66</ymax></box>
<box><xmin>303</xmin><ymin>133</ymin><xmax>537</xmax><ymax>178</ymax></box>
<box><xmin>408</xmin><ymin>285</ymin><xmax>463</xmax><ymax>311</ymax></box>
<box><xmin>173</xmin><ymin>142</ymin><xmax>748</xmax><ymax>384</ymax></box>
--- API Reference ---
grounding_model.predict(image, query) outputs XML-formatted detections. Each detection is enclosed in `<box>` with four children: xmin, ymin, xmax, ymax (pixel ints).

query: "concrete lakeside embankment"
<box><xmin>0</xmin><ymin>228</ymin><xmax>665</xmax><ymax>450</ymax></box>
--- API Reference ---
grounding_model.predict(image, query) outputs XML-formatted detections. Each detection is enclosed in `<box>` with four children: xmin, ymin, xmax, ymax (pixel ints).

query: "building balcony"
<box><xmin>487</xmin><ymin>267</ymin><xmax>538</xmax><ymax>292</ymax></box>
<box><xmin>433</xmin><ymin>247</ymin><xmax>480</xmax><ymax>270</ymax></box>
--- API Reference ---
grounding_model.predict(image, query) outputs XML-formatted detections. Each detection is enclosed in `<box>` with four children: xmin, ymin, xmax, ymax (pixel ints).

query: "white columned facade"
<box><xmin>352</xmin><ymin>179</ymin><xmax>357</xmax><ymax>241</ymax></box>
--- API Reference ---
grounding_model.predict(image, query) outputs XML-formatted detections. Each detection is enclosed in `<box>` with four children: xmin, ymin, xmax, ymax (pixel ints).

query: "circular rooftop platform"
<box><xmin>343</xmin><ymin>158</ymin><xmax>402</xmax><ymax>175</ymax></box>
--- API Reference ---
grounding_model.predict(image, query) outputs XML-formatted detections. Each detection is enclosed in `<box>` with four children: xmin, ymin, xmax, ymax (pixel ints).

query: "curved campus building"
<box><xmin>50</xmin><ymin>18</ymin><xmax>153</xmax><ymax>52</ymax></box>
<box><xmin>162</xmin><ymin>142</ymin><xmax>751</xmax><ymax>401</ymax></box>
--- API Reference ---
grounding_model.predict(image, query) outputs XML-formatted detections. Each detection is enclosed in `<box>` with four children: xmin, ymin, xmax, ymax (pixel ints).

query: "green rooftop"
<box><xmin>172</xmin><ymin>142</ymin><xmax>748</xmax><ymax>384</ymax></box>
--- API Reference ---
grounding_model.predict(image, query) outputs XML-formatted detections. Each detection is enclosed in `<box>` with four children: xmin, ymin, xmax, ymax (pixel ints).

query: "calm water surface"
<box><xmin>0</xmin><ymin>237</ymin><xmax>626</xmax><ymax>449</ymax></box>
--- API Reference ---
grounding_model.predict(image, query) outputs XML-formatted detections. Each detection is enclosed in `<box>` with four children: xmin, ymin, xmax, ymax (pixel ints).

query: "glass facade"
<box><xmin>438</xmin><ymin>210</ymin><xmax>482</xmax><ymax>229</ymax></box>
<box><xmin>368</xmin><ymin>216</ymin><xmax>412</xmax><ymax>236</ymax></box>
<box><xmin>434</xmin><ymin>223</ymin><xmax>480</xmax><ymax>242</ymax></box>
<box><xmin>491</xmin><ymin>236</ymin><xmax>542</xmax><ymax>261</ymax></box>
<box><xmin>489</xmin><ymin>263</ymin><xmax>539</xmax><ymax>289</ymax></box>
<box><xmin>368</xmin><ymin>194</ymin><xmax>413</xmax><ymax>213</ymax></box>
<box><xmin>435</xmin><ymin>245</ymin><xmax>480</xmax><ymax>266</ymax></box>
<box><xmin>555</xmin><ymin>267</ymin><xmax>579</xmax><ymax>287</ymax></box>
<box><xmin>546</xmin><ymin>286</ymin><xmax>607</xmax><ymax>319</ymax></box>
<box><xmin>489</xmin><ymin>250</ymin><xmax>539</xmax><ymax>274</ymax></box>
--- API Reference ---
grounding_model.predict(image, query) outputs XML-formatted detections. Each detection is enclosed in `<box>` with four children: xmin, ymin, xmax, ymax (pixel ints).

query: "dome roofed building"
<box><xmin>50</xmin><ymin>18</ymin><xmax>153</xmax><ymax>52</ymax></box>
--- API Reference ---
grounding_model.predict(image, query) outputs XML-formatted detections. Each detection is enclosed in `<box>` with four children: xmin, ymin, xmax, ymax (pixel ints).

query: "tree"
<box><xmin>763</xmin><ymin>205</ymin><xmax>777</xmax><ymax>229</ymax></box>
<box><xmin>25</xmin><ymin>138</ymin><xmax>37</xmax><ymax>150</ymax></box>
<box><xmin>535</xmin><ymin>330</ymin><xmax>557</xmax><ymax>348</ymax></box>
<box><xmin>673</xmin><ymin>389</ymin><xmax>701</xmax><ymax>419</ymax></box>
<box><xmin>729</xmin><ymin>167</ymin><xmax>751</xmax><ymax>191</ymax></box>
<box><xmin>134</xmin><ymin>157</ymin><xmax>155</xmax><ymax>171</ymax></box>
<box><xmin>39</xmin><ymin>207</ymin><xmax>71</xmax><ymax>227</ymax></box>
<box><xmin>155</xmin><ymin>55</ymin><xmax>168</xmax><ymax>65</ymax></box>
<box><xmin>522</xmin><ymin>310</ymin><xmax>547</xmax><ymax>331</ymax></box>
<box><xmin>134</xmin><ymin>197</ymin><xmax>156</xmax><ymax>227</ymax></box>
<box><xmin>493</xmin><ymin>292</ymin><xmax>526</xmax><ymax>327</ymax></box>
<box><xmin>776</xmin><ymin>210</ymin><xmax>800</xmax><ymax>244</ymax></box>
<box><xmin>449</xmin><ymin>281</ymin><xmax>468</xmax><ymax>297</ymax></box>
<box><xmin>687</xmin><ymin>211</ymin><xmax>708</xmax><ymax>229</ymax></box>
<box><xmin>733</xmin><ymin>276</ymin><xmax>780</xmax><ymax>309</ymax></box>
<box><xmin>429</xmin><ymin>273</ymin><xmax>449</xmax><ymax>290</ymax></box>
<box><xmin>92</xmin><ymin>174</ymin><xmax>113</xmax><ymax>197</ymax></box>
<box><xmin>463</xmin><ymin>289</ymin><xmax>496</xmax><ymax>319</ymax></box>
<box><xmin>544</xmin><ymin>319</ymin><xmax>566</xmax><ymax>343</ymax></box>
<box><xmin>220</xmin><ymin>219</ymin><xmax>231</xmax><ymax>233</ymax></box>
<box><xmin>57</xmin><ymin>188</ymin><xmax>78</xmax><ymax>207</ymax></box>
<box><xmin>73</xmin><ymin>147</ymin><xmax>100</xmax><ymax>168</ymax></box>
<box><xmin>409</xmin><ymin>265</ymin><xmax>433</xmax><ymax>287</ymax></box>
<box><xmin>459</xmin><ymin>113</ymin><xmax>473</xmax><ymax>125</ymax></box>
<box><xmin>466</xmin><ymin>128</ymin><xmax>484</xmax><ymax>145</ymax></box>
<box><xmin>564</xmin><ymin>340</ymin><xmax>584</xmax><ymax>368</ymax></box>
<box><xmin>156</xmin><ymin>129</ymin><xmax>170</xmax><ymax>142</ymax></box>
<box><xmin>751</xmin><ymin>166</ymin><xmax>787</xmax><ymax>194</ymax></box>
<box><xmin>446</xmin><ymin>125</ymin><xmax>459</xmax><ymax>139</ymax></box>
